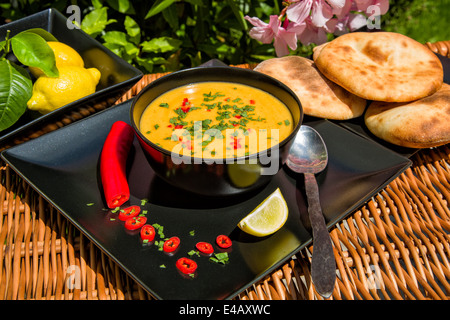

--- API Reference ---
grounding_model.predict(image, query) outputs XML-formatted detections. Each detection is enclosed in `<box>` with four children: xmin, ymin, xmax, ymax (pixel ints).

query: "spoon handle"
<box><xmin>304</xmin><ymin>172</ymin><xmax>336</xmax><ymax>298</ymax></box>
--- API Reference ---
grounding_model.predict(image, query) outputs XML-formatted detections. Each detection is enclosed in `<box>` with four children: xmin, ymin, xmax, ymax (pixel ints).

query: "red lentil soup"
<box><xmin>139</xmin><ymin>82</ymin><xmax>294</xmax><ymax>159</ymax></box>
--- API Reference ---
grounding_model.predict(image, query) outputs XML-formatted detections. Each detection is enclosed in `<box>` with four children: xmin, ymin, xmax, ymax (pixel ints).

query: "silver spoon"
<box><xmin>287</xmin><ymin>125</ymin><xmax>336</xmax><ymax>298</ymax></box>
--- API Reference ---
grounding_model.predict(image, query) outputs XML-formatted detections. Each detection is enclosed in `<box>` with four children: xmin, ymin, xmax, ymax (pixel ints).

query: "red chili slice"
<box><xmin>118</xmin><ymin>205</ymin><xmax>141</xmax><ymax>221</ymax></box>
<box><xmin>216</xmin><ymin>235</ymin><xmax>232</xmax><ymax>248</ymax></box>
<box><xmin>176</xmin><ymin>257</ymin><xmax>197</xmax><ymax>274</ymax></box>
<box><xmin>163</xmin><ymin>236</ymin><xmax>180</xmax><ymax>253</ymax></box>
<box><xmin>124</xmin><ymin>216</ymin><xmax>147</xmax><ymax>231</ymax></box>
<box><xmin>100</xmin><ymin>121</ymin><xmax>134</xmax><ymax>209</ymax></box>
<box><xmin>196</xmin><ymin>242</ymin><xmax>214</xmax><ymax>255</ymax></box>
<box><xmin>140</xmin><ymin>224</ymin><xmax>155</xmax><ymax>242</ymax></box>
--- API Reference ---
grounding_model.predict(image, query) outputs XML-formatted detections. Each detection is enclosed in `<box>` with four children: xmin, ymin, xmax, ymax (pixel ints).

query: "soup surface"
<box><xmin>139</xmin><ymin>82</ymin><xmax>294</xmax><ymax>159</ymax></box>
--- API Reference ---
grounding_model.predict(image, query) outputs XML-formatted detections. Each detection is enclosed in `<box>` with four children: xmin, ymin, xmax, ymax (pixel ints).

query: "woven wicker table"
<box><xmin>0</xmin><ymin>41</ymin><xmax>449</xmax><ymax>301</ymax></box>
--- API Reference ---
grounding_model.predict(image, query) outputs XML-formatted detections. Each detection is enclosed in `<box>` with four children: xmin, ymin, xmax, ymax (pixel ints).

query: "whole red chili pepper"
<box><xmin>118</xmin><ymin>205</ymin><xmax>140</xmax><ymax>221</ymax></box>
<box><xmin>216</xmin><ymin>235</ymin><xmax>232</xmax><ymax>249</ymax></box>
<box><xmin>100</xmin><ymin>121</ymin><xmax>134</xmax><ymax>209</ymax></box>
<box><xmin>124</xmin><ymin>216</ymin><xmax>147</xmax><ymax>231</ymax></box>
<box><xmin>176</xmin><ymin>257</ymin><xmax>197</xmax><ymax>274</ymax></box>
<box><xmin>140</xmin><ymin>224</ymin><xmax>155</xmax><ymax>242</ymax></box>
<box><xmin>196</xmin><ymin>242</ymin><xmax>214</xmax><ymax>255</ymax></box>
<box><xmin>163</xmin><ymin>236</ymin><xmax>180</xmax><ymax>253</ymax></box>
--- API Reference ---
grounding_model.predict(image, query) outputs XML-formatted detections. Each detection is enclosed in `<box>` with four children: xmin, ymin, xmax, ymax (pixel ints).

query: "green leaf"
<box><xmin>144</xmin><ymin>0</ymin><xmax>176</xmax><ymax>19</ymax></box>
<box><xmin>102</xmin><ymin>42</ymin><xmax>123</xmax><ymax>56</ymax></box>
<box><xmin>102</xmin><ymin>31</ymin><xmax>129</xmax><ymax>46</ymax></box>
<box><xmin>10</xmin><ymin>32</ymin><xmax>58</xmax><ymax>77</ymax></box>
<box><xmin>81</xmin><ymin>7</ymin><xmax>117</xmax><ymax>38</ymax></box>
<box><xmin>105</xmin><ymin>0</ymin><xmax>135</xmax><ymax>14</ymax></box>
<box><xmin>162</xmin><ymin>3</ymin><xmax>179</xmax><ymax>31</ymax></box>
<box><xmin>0</xmin><ymin>60</ymin><xmax>32</xmax><ymax>131</ymax></box>
<box><xmin>141</xmin><ymin>37</ymin><xmax>182</xmax><ymax>53</ymax></box>
<box><xmin>124</xmin><ymin>42</ymin><xmax>139</xmax><ymax>57</ymax></box>
<box><xmin>124</xmin><ymin>16</ymin><xmax>141</xmax><ymax>44</ymax></box>
<box><xmin>225</xmin><ymin>0</ymin><xmax>247</xmax><ymax>31</ymax></box>
<box><xmin>20</xmin><ymin>28</ymin><xmax>58</xmax><ymax>42</ymax></box>
<box><xmin>135</xmin><ymin>57</ymin><xmax>154</xmax><ymax>73</ymax></box>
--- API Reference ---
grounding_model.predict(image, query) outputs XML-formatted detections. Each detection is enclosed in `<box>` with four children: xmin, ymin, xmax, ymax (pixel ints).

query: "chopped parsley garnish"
<box><xmin>209</xmin><ymin>252</ymin><xmax>229</xmax><ymax>264</ymax></box>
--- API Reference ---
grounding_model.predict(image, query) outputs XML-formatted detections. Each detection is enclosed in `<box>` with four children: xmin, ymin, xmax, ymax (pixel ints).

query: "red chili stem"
<box><xmin>100</xmin><ymin>121</ymin><xmax>135</xmax><ymax>209</ymax></box>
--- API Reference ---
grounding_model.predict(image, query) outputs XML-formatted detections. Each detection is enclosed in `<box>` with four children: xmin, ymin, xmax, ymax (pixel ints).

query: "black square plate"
<box><xmin>1</xmin><ymin>99</ymin><xmax>411</xmax><ymax>299</ymax></box>
<box><xmin>0</xmin><ymin>8</ymin><xmax>143</xmax><ymax>144</ymax></box>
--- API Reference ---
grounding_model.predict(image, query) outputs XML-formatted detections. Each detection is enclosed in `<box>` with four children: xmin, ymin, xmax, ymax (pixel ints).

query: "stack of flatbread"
<box><xmin>254</xmin><ymin>31</ymin><xmax>448</xmax><ymax>148</ymax></box>
<box><xmin>254</xmin><ymin>55</ymin><xmax>367</xmax><ymax>120</ymax></box>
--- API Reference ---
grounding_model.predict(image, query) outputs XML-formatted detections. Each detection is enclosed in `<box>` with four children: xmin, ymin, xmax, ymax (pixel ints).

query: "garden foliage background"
<box><xmin>0</xmin><ymin>0</ymin><xmax>449</xmax><ymax>74</ymax></box>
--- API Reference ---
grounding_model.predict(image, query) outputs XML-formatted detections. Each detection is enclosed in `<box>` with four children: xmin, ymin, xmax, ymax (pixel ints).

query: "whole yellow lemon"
<box><xmin>27</xmin><ymin>66</ymin><xmax>101</xmax><ymax>114</ymax></box>
<box><xmin>29</xmin><ymin>41</ymin><xmax>84</xmax><ymax>78</ymax></box>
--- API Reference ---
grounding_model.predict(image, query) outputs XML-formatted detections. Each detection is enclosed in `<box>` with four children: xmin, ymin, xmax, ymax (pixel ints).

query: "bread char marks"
<box><xmin>361</xmin><ymin>40</ymin><xmax>390</xmax><ymax>64</ymax></box>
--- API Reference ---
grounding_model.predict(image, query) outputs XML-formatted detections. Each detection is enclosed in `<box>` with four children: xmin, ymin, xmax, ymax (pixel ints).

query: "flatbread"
<box><xmin>312</xmin><ymin>42</ymin><xmax>327</xmax><ymax>61</ymax></box>
<box><xmin>314</xmin><ymin>32</ymin><xmax>444</xmax><ymax>102</ymax></box>
<box><xmin>254</xmin><ymin>56</ymin><xmax>367</xmax><ymax>120</ymax></box>
<box><xmin>364</xmin><ymin>83</ymin><xmax>450</xmax><ymax>148</ymax></box>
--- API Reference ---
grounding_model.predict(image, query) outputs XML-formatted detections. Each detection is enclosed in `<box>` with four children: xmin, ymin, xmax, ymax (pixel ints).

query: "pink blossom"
<box><xmin>311</xmin><ymin>0</ymin><xmax>333</xmax><ymax>27</ymax></box>
<box><xmin>298</xmin><ymin>17</ymin><xmax>328</xmax><ymax>46</ymax></box>
<box><xmin>354</xmin><ymin>0</ymin><xmax>389</xmax><ymax>15</ymax></box>
<box><xmin>244</xmin><ymin>15</ymin><xmax>278</xmax><ymax>44</ymax></box>
<box><xmin>275</xmin><ymin>21</ymin><xmax>306</xmax><ymax>56</ymax></box>
<box><xmin>332</xmin><ymin>0</ymin><xmax>353</xmax><ymax>18</ymax></box>
<box><xmin>245</xmin><ymin>15</ymin><xmax>305</xmax><ymax>57</ymax></box>
<box><xmin>286</xmin><ymin>0</ymin><xmax>313</xmax><ymax>24</ymax></box>
<box><xmin>327</xmin><ymin>0</ymin><xmax>346</xmax><ymax>9</ymax></box>
<box><xmin>245</xmin><ymin>0</ymin><xmax>390</xmax><ymax>57</ymax></box>
<box><xmin>328</xmin><ymin>11</ymin><xmax>368</xmax><ymax>35</ymax></box>
<box><xmin>347</xmin><ymin>13</ymin><xmax>370</xmax><ymax>30</ymax></box>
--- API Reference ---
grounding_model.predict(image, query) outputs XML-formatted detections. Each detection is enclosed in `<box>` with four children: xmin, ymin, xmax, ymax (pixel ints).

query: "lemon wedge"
<box><xmin>237</xmin><ymin>188</ymin><xmax>288</xmax><ymax>237</ymax></box>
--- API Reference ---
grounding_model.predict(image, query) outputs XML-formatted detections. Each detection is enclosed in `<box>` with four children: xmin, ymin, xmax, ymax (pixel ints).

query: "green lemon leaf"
<box><xmin>20</xmin><ymin>28</ymin><xmax>58</xmax><ymax>42</ymax></box>
<box><xmin>0</xmin><ymin>60</ymin><xmax>32</xmax><ymax>131</ymax></box>
<box><xmin>11</xmin><ymin>32</ymin><xmax>59</xmax><ymax>77</ymax></box>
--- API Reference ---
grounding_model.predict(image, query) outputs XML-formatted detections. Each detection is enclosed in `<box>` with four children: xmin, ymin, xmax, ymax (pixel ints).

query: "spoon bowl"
<box><xmin>287</xmin><ymin>125</ymin><xmax>328</xmax><ymax>174</ymax></box>
<box><xmin>287</xmin><ymin>125</ymin><xmax>336</xmax><ymax>298</ymax></box>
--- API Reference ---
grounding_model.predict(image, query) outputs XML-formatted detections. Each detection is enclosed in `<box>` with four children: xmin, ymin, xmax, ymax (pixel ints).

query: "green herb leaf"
<box><xmin>209</xmin><ymin>252</ymin><xmax>229</xmax><ymax>264</ymax></box>
<box><xmin>11</xmin><ymin>32</ymin><xmax>58</xmax><ymax>77</ymax></box>
<box><xmin>0</xmin><ymin>60</ymin><xmax>32</xmax><ymax>131</ymax></box>
<box><xmin>188</xmin><ymin>250</ymin><xmax>200</xmax><ymax>257</ymax></box>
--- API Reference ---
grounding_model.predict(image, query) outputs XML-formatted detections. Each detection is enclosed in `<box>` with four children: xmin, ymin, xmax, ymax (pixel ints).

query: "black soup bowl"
<box><xmin>130</xmin><ymin>65</ymin><xmax>303</xmax><ymax>197</ymax></box>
